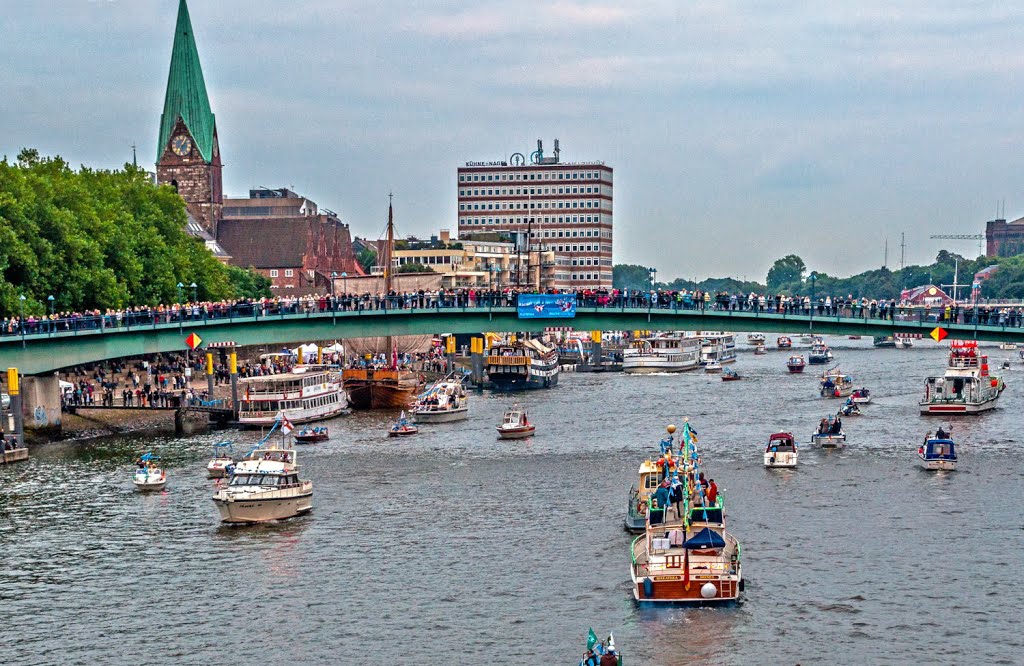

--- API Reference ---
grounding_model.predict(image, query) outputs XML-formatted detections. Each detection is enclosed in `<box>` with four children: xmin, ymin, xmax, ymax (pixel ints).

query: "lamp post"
<box><xmin>330</xmin><ymin>271</ymin><xmax>338</xmax><ymax>297</ymax></box>
<box><xmin>47</xmin><ymin>295</ymin><xmax>55</xmax><ymax>335</ymax></box>
<box><xmin>649</xmin><ymin>267</ymin><xmax>657</xmax><ymax>307</ymax></box>
<box><xmin>809</xmin><ymin>272</ymin><xmax>817</xmax><ymax>330</ymax></box>
<box><xmin>176</xmin><ymin>282</ymin><xmax>184</xmax><ymax>304</ymax></box>
<box><xmin>190</xmin><ymin>282</ymin><xmax>197</xmax><ymax>303</ymax></box>
<box><xmin>19</xmin><ymin>294</ymin><xmax>26</xmax><ymax>348</ymax></box>
<box><xmin>341</xmin><ymin>272</ymin><xmax>348</xmax><ymax>298</ymax></box>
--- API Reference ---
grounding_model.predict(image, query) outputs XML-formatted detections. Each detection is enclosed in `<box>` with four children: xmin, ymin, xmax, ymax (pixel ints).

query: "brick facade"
<box><xmin>156</xmin><ymin>117</ymin><xmax>223</xmax><ymax>237</ymax></box>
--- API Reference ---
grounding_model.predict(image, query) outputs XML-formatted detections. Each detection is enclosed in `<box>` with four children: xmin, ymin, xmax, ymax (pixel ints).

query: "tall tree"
<box><xmin>766</xmin><ymin>255</ymin><xmax>807</xmax><ymax>291</ymax></box>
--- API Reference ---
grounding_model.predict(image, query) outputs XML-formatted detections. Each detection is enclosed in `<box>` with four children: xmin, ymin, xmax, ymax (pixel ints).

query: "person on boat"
<box><xmin>599</xmin><ymin>648</ymin><xmax>618</xmax><ymax>666</ymax></box>
<box><xmin>707</xmin><ymin>479</ymin><xmax>718</xmax><ymax>505</ymax></box>
<box><xmin>581</xmin><ymin>649</ymin><xmax>598</xmax><ymax>666</ymax></box>
<box><xmin>936</xmin><ymin>426</ymin><xmax>949</xmax><ymax>440</ymax></box>
<box><xmin>653</xmin><ymin>478</ymin><xmax>671</xmax><ymax>510</ymax></box>
<box><xmin>831</xmin><ymin>417</ymin><xmax>843</xmax><ymax>434</ymax></box>
<box><xmin>818</xmin><ymin>418</ymin><xmax>829</xmax><ymax>435</ymax></box>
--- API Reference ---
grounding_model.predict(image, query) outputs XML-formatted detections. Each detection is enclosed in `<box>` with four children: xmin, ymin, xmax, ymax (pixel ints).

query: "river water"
<box><xmin>2</xmin><ymin>339</ymin><xmax>1023</xmax><ymax>665</ymax></box>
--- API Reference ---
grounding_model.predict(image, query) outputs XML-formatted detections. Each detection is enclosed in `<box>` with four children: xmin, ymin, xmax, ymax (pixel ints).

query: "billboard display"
<box><xmin>517</xmin><ymin>293</ymin><xmax>576</xmax><ymax>319</ymax></box>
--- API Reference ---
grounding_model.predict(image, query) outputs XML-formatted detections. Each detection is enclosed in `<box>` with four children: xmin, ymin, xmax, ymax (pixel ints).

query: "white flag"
<box><xmin>279</xmin><ymin>415</ymin><xmax>294</xmax><ymax>435</ymax></box>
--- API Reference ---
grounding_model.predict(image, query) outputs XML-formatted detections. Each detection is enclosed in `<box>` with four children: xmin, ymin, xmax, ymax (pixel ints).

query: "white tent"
<box><xmin>290</xmin><ymin>343</ymin><xmax>320</xmax><ymax>356</ymax></box>
<box><xmin>322</xmin><ymin>342</ymin><xmax>344</xmax><ymax>354</ymax></box>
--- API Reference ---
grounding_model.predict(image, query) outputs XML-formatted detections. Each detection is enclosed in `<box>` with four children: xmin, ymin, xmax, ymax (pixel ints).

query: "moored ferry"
<box><xmin>699</xmin><ymin>333</ymin><xmax>737</xmax><ymax>366</ymax></box>
<box><xmin>486</xmin><ymin>338</ymin><xmax>559</xmax><ymax>390</ymax></box>
<box><xmin>920</xmin><ymin>340</ymin><xmax>1004</xmax><ymax>415</ymax></box>
<box><xmin>623</xmin><ymin>333</ymin><xmax>701</xmax><ymax>374</ymax></box>
<box><xmin>238</xmin><ymin>367</ymin><xmax>347</xmax><ymax>427</ymax></box>
<box><xmin>212</xmin><ymin>441</ymin><xmax>312</xmax><ymax>523</ymax></box>
<box><xmin>630</xmin><ymin>422</ymin><xmax>743</xmax><ymax>604</ymax></box>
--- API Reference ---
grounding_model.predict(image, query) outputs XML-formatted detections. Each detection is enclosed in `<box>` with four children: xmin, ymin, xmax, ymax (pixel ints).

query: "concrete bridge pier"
<box><xmin>590</xmin><ymin>330</ymin><xmax>603</xmax><ymax>369</ymax></box>
<box><xmin>20</xmin><ymin>373</ymin><xmax>61</xmax><ymax>436</ymax></box>
<box><xmin>229</xmin><ymin>351</ymin><xmax>239</xmax><ymax>419</ymax></box>
<box><xmin>470</xmin><ymin>337</ymin><xmax>484</xmax><ymax>388</ymax></box>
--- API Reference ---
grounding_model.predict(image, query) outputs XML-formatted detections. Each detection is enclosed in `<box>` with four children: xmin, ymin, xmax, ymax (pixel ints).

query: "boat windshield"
<box><xmin>230</xmin><ymin>474</ymin><xmax>281</xmax><ymax>486</ymax></box>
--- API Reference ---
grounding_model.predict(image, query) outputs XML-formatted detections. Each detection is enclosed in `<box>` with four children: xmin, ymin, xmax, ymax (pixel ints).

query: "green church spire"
<box><xmin>157</xmin><ymin>0</ymin><xmax>216</xmax><ymax>163</ymax></box>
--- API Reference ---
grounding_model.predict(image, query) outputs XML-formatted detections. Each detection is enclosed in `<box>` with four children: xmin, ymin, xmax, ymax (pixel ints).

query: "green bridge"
<box><xmin>3</xmin><ymin>306</ymin><xmax>1023</xmax><ymax>376</ymax></box>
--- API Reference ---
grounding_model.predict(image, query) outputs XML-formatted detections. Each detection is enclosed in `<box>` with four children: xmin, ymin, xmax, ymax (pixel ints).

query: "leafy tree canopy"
<box><xmin>0</xmin><ymin>149</ymin><xmax>269</xmax><ymax>316</ymax></box>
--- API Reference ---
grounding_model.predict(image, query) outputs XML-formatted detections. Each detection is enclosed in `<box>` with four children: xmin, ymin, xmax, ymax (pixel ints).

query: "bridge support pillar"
<box><xmin>7</xmin><ymin>368</ymin><xmax>24</xmax><ymax>446</ymax></box>
<box><xmin>206</xmin><ymin>352</ymin><xmax>215</xmax><ymax>397</ymax></box>
<box><xmin>229</xmin><ymin>351</ymin><xmax>239</xmax><ymax>420</ymax></box>
<box><xmin>175</xmin><ymin>409</ymin><xmax>207</xmax><ymax>436</ymax></box>
<box><xmin>20</xmin><ymin>373</ymin><xmax>61</xmax><ymax>435</ymax></box>
<box><xmin>590</xmin><ymin>330</ymin><xmax>603</xmax><ymax>369</ymax></box>
<box><xmin>470</xmin><ymin>337</ymin><xmax>484</xmax><ymax>388</ymax></box>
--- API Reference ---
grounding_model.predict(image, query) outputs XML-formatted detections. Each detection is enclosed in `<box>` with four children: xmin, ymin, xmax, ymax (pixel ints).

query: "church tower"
<box><xmin>156</xmin><ymin>0</ymin><xmax>223</xmax><ymax>237</ymax></box>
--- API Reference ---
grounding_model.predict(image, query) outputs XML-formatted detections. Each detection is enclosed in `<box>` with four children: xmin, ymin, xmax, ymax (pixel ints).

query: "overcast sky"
<box><xmin>3</xmin><ymin>1</ymin><xmax>1023</xmax><ymax>282</ymax></box>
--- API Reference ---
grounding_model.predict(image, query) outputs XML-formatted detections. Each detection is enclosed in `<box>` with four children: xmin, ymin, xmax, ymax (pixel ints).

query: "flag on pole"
<box><xmin>586</xmin><ymin>628</ymin><xmax>598</xmax><ymax>651</ymax></box>
<box><xmin>279</xmin><ymin>414</ymin><xmax>294</xmax><ymax>435</ymax></box>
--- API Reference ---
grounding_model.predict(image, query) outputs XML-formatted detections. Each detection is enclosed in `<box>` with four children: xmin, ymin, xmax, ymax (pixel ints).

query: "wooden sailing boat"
<box><xmin>342</xmin><ymin>195</ymin><xmax>422</xmax><ymax>409</ymax></box>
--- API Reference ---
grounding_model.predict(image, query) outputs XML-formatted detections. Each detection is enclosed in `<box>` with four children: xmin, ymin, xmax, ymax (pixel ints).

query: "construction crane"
<box><xmin>930</xmin><ymin>234</ymin><xmax>984</xmax><ymax>255</ymax></box>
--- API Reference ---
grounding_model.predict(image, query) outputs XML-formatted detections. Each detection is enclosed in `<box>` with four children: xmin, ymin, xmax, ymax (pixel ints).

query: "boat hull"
<box><xmin>134</xmin><ymin>479</ymin><xmax>166</xmax><ymax>491</ymax></box>
<box><xmin>918</xmin><ymin>456</ymin><xmax>957</xmax><ymax>471</ymax></box>
<box><xmin>623</xmin><ymin>360</ymin><xmax>698</xmax><ymax>373</ymax></box>
<box><xmin>412</xmin><ymin>408</ymin><xmax>469</xmax><ymax>423</ymax></box>
<box><xmin>764</xmin><ymin>452</ymin><xmax>798</xmax><ymax>467</ymax></box>
<box><xmin>919</xmin><ymin>397</ymin><xmax>999</xmax><ymax>415</ymax></box>
<box><xmin>214</xmin><ymin>492</ymin><xmax>313</xmax><ymax>523</ymax></box>
<box><xmin>0</xmin><ymin>447</ymin><xmax>29</xmax><ymax>465</ymax></box>
<box><xmin>488</xmin><ymin>372</ymin><xmax>558</xmax><ymax>391</ymax></box>
<box><xmin>812</xmin><ymin>434</ymin><xmax>846</xmax><ymax>448</ymax></box>
<box><xmin>787</xmin><ymin>365</ymin><xmax>805</xmax><ymax>373</ymax></box>
<box><xmin>346</xmin><ymin>382</ymin><xmax>419</xmax><ymax>410</ymax></box>
<box><xmin>497</xmin><ymin>426</ymin><xmax>535</xmax><ymax>439</ymax></box>
<box><xmin>294</xmin><ymin>434</ymin><xmax>329</xmax><ymax>443</ymax></box>
<box><xmin>631</xmin><ymin>569</ymin><xmax>743</xmax><ymax>604</ymax></box>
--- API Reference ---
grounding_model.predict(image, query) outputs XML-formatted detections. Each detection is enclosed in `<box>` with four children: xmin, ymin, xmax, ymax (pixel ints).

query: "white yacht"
<box><xmin>920</xmin><ymin>340</ymin><xmax>1004</xmax><ymax>415</ymax></box>
<box><xmin>764</xmin><ymin>432</ymin><xmax>798</xmax><ymax>468</ymax></box>
<box><xmin>212</xmin><ymin>442</ymin><xmax>313</xmax><ymax>523</ymax></box>
<box><xmin>237</xmin><ymin>366</ymin><xmax>347</xmax><ymax>427</ymax></box>
<box><xmin>623</xmin><ymin>333</ymin><xmax>701</xmax><ymax>374</ymax></box>
<box><xmin>412</xmin><ymin>375</ymin><xmax>469</xmax><ymax>423</ymax></box>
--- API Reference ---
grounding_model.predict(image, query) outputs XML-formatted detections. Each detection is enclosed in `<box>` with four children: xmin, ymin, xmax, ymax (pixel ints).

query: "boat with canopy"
<box><xmin>411</xmin><ymin>374</ymin><xmax>469</xmax><ymax>423</ymax></box>
<box><xmin>918</xmin><ymin>432</ymin><xmax>957</xmax><ymax>471</ymax></box>
<box><xmin>133</xmin><ymin>452</ymin><xmax>167</xmax><ymax>491</ymax></box>
<box><xmin>206</xmin><ymin>441</ymin><xmax>234</xmax><ymax>478</ymax></box>
<box><xmin>764</xmin><ymin>432</ymin><xmax>798</xmax><ymax>468</ymax></box>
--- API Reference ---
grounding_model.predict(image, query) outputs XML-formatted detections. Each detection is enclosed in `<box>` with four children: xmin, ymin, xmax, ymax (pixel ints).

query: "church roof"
<box><xmin>157</xmin><ymin>0</ymin><xmax>216</xmax><ymax>163</ymax></box>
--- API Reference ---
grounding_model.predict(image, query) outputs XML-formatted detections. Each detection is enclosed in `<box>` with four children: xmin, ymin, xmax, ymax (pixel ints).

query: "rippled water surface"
<box><xmin>2</xmin><ymin>339</ymin><xmax>1023</xmax><ymax>665</ymax></box>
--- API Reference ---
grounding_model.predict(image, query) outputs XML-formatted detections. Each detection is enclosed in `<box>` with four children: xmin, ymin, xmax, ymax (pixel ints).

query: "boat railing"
<box><xmin>948</xmin><ymin>356</ymin><xmax>980</xmax><ymax>369</ymax></box>
<box><xmin>487</xmin><ymin>355</ymin><xmax>530</xmax><ymax>366</ymax></box>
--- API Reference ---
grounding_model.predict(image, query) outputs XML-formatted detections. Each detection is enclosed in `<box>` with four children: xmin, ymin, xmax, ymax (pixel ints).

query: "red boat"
<box><xmin>786</xmin><ymin>355</ymin><xmax>806</xmax><ymax>373</ymax></box>
<box><xmin>388</xmin><ymin>411</ymin><xmax>418</xmax><ymax>437</ymax></box>
<box><xmin>294</xmin><ymin>426</ymin><xmax>329</xmax><ymax>443</ymax></box>
<box><xmin>777</xmin><ymin>336</ymin><xmax>792</xmax><ymax>349</ymax></box>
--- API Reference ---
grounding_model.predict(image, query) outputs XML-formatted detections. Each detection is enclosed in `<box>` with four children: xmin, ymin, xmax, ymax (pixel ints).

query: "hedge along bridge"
<box><xmin>3</xmin><ymin>304</ymin><xmax>1024</xmax><ymax>376</ymax></box>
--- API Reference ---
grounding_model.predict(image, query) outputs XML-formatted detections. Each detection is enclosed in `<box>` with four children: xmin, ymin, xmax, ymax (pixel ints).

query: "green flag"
<box><xmin>587</xmin><ymin>628</ymin><xmax>598</xmax><ymax>651</ymax></box>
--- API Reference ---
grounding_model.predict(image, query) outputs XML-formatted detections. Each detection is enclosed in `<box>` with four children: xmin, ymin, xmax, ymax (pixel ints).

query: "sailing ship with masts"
<box><xmin>342</xmin><ymin>196</ymin><xmax>422</xmax><ymax>409</ymax></box>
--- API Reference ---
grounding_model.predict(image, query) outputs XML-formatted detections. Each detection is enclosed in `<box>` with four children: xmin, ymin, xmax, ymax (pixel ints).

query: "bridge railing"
<box><xmin>3</xmin><ymin>295</ymin><xmax>1023</xmax><ymax>342</ymax></box>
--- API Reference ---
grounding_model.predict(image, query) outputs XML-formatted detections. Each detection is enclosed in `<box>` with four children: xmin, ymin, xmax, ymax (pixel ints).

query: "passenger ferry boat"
<box><xmin>411</xmin><ymin>375</ymin><xmax>468</xmax><ymax>423</ymax></box>
<box><xmin>623</xmin><ymin>333</ymin><xmax>701</xmax><ymax>374</ymax></box>
<box><xmin>819</xmin><ymin>369</ymin><xmax>853</xmax><ymax>398</ymax></box>
<box><xmin>486</xmin><ymin>338</ymin><xmax>559</xmax><ymax>390</ymax></box>
<box><xmin>786</xmin><ymin>355</ymin><xmax>806</xmax><ymax>373</ymax></box>
<box><xmin>630</xmin><ymin>422</ymin><xmax>743</xmax><ymax>604</ymax></box>
<box><xmin>920</xmin><ymin>340</ymin><xmax>1004</xmax><ymax>415</ymax></box>
<box><xmin>918</xmin><ymin>434</ymin><xmax>957</xmax><ymax>470</ymax></box>
<box><xmin>238</xmin><ymin>367</ymin><xmax>347</xmax><ymax>427</ymax></box>
<box><xmin>626</xmin><ymin>425</ymin><xmax>682</xmax><ymax>533</ymax></box>
<box><xmin>699</xmin><ymin>333</ymin><xmax>737</xmax><ymax>366</ymax></box>
<box><xmin>808</xmin><ymin>342</ymin><xmax>834</xmax><ymax>364</ymax></box>
<box><xmin>777</xmin><ymin>336</ymin><xmax>793</xmax><ymax>349</ymax></box>
<box><xmin>212</xmin><ymin>440</ymin><xmax>313</xmax><ymax>524</ymax></box>
<box><xmin>764</xmin><ymin>432</ymin><xmax>798</xmax><ymax>468</ymax></box>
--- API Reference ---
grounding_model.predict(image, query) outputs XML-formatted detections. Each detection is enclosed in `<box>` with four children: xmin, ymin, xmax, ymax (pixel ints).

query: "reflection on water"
<box><xmin>2</xmin><ymin>339</ymin><xmax>1023</xmax><ymax>664</ymax></box>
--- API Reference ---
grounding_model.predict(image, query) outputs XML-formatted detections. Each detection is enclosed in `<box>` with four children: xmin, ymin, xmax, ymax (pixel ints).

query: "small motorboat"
<box><xmin>918</xmin><ymin>431</ymin><xmax>957</xmax><ymax>471</ymax></box>
<box><xmin>754</xmin><ymin>344</ymin><xmax>767</xmax><ymax>355</ymax></box>
<box><xmin>294</xmin><ymin>426</ymin><xmax>329</xmax><ymax>443</ymax></box>
<box><xmin>133</xmin><ymin>453</ymin><xmax>167</xmax><ymax>491</ymax></box>
<box><xmin>786</xmin><ymin>355</ymin><xmax>806</xmax><ymax>373</ymax></box>
<box><xmin>388</xmin><ymin>411</ymin><xmax>418</xmax><ymax>437</ymax></box>
<box><xmin>819</xmin><ymin>368</ymin><xmax>854</xmax><ymax>398</ymax></box>
<box><xmin>851</xmin><ymin>387</ymin><xmax>872</xmax><ymax>404</ymax></box>
<box><xmin>747</xmin><ymin>332</ymin><xmax>765</xmax><ymax>345</ymax></box>
<box><xmin>704</xmin><ymin>361</ymin><xmax>723</xmax><ymax>373</ymax></box>
<box><xmin>895</xmin><ymin>337</ymin><xmax>914</xmax><ymax>349</ymax></box>
<box><xmin>808</xmin><ymin>342</ymin><xmax>834</xmax><ymax>364</ymax></box>
<box><xmin>721</xmin><ymin>367</ymin><xmax>742</xmax><ymax>381</ymax></box>
<box><xmin>764</xmin><ymin>432</ymin><xmax>798</xmax><ymax>468</ymax></box>
<box><xmin>496</xmin><ymin>407</ymin><xmax>535</xmax><ymax>439</ymax></box>
<box><xmin>1002</xmin><ymin>360</ymin><xmax>1011</xmax><ymax>370</ymax></box>
<box><xmin>777</xmin><ymin>336</ymin><xmax>792</xmax><ymax>349</ymax></box>
<box><xmin>839</xmin><ymin>400</ymin><xmax>862</xmax><ymax>417</ymax></box>
<box><xmin>811</xmin><ymin>416</ymin><xmax>846</xmax><ymax>448</ymax></box>
<box><xmin>581</xmin><ymin>631</ymin><xmax>621</xmax><ymax>666</ymax></box>
<box><xmin>206</xmin><ymin>441</ymin><xmax>235</xmax><ymax>478</ymax></box>
<box><xmin>799</xmin><ymin>334</ymin><xmax>816</xmax><ymax>344</ymax></box>
<box><xmin>999</xmin><ymin>342</ymin><xmax>1017</xmax><ymax>350</ymax></box>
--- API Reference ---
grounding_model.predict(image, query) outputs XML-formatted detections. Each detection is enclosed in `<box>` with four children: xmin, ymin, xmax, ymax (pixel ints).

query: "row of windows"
<box><xmin>458</xmin><ymin>223</ymin><xmax>610</xmax><ymax>240</ymax></box>
<box><xmin>459</xmin><ymin>170</ymin><xmax>609</xmax><ymax>183</ymax></box>
<box><xmin>459</xmin><ymin>186</ymin><xmax>607</xmax><ymax>197</ymax></box>
<box><xmin>460</xmin><ymin>200</ymin><xmax>608</xmax><ymax>212</ymax></box>
<box><xmin>268</xmin><ymin>269</ymin><xmax>295</xmax><ymax>278</ymax></box>
<box><xmin>571</xmin><ymin>273</ymin><xmax>611</xmax><ymax>282</ymax></box>
<box><xmin>459</xmin><ymin>215</ymin><xmax>608</xmax><ymax>225</ymax></box>
<box><xmin>396</xmin><ymin>255</ymin><xmax>455</xmax><ymax>265</ymax></box>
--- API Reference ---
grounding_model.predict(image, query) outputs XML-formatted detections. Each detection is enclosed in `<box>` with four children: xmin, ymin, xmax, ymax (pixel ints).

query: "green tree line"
<box><xmin>0</xmin><ymin>149</ymin><xmax>270</xmax><ymax>316</ymax></box>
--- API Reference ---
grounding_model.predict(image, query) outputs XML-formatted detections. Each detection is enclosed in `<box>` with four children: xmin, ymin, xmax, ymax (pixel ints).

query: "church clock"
<box><xmin>171</xmin><ymin>134</ymin><xmax>193</xmax><ymax>156</ymax></box>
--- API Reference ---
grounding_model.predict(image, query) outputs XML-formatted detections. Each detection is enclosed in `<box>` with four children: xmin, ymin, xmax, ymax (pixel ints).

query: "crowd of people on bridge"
<box><xmin>4</xmin><ymin>286</ymin><xmax>1024</xmax><ymax>339</ymax></box>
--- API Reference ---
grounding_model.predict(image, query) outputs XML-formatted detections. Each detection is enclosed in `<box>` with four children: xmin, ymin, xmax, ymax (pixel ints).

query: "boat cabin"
<box><xmin>921</xmin><ymin>438</ymin><xmax>957</xmax><ymax>461</ymax></box>
<box><xmin>502</xmin><ymin>409</ymin><xmax>529</xmax><ymax>427</ymax></box>
<box><xmin>766</xmin><ymin>432</ymin><xmax>796</xmax><ymax>454</ymax></box>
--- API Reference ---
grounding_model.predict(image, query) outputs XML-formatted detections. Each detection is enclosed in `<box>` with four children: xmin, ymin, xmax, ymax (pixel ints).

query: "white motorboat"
<box><xmin>496</xmin><ymin>407</ymin><xmax>535</xmax><ymax>439</ymax></box>
<box><xmin>704</xmin><ymin>361</ymin><xmax>723</xmax><ymax>373</ymax></box>
<box><xmin>212</xmin><ymin>441</ymin><xmax>312</xmax><ymax>523</ymax></box>
<box><xmin>133</xmin><ymin>453</ymin><xmax>167</xmax><ymax>491</ymax></box>
<box><xmin>754</xmin><ymin>344</ymin><xmax>767</xmax><ymax>355</ymax></box>
<box><xmin>920</xmin><ymin>340</ymin><xmax>1004</xmax><ymax>415</ymax></box>
<box><xmin>895</xmin><ymin>337</ymin><xmax>914</xmax><ymax>349</ymax></box>
<box><xmin>207</xmin><ymin>441</ymin><xmax>235</xmax><ymax>478</ymax></box>
<box><xmin>412</xmin><ymin>375</ymin><xmax>469</xmax><ymax>422</ymax></box>
<box><xmin>851</xmin><ymin>387</ymin><xmax>872</xmax><ymax>404</ymax></box>
<box><xmin>764</xmin><ymin>432</ymin><xmax>798</xmax><ymax>468</ymax></box>
<box><xmin>747</xmin><ymin>333</ymin><xmax>765</xmax><ymax>345</ymax></box>
<box><xmin>811</xmin><ymin>416</ymin><xmax>846</xmax><ymax>448</ymax></box>
<box><xmin>998</xmin><ymin>342</ymin><xmax>1017</xmax><ymax>350</ymax></box>
<box><xmin>917</xmin><ymin>434</ymin><xmax>957</xmax><ymax>471</ymax></box>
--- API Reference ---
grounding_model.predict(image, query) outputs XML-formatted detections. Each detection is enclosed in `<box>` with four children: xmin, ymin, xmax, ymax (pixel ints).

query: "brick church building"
<box><xmin>155</xmin><ymin>0</ymin><xmax>362</xmax><ymax>292</ymax></box>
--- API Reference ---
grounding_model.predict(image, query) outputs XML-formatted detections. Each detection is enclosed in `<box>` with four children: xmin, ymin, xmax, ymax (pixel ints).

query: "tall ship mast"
<box><xmin>342</xmin><ymin>196</ymin><xmax>422</xmax><ymax>409</ymax></box>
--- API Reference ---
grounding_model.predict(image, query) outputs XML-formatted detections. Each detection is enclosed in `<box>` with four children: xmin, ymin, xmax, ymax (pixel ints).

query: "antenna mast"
<box><xmin>900</xmin><ymin>232</ymin><xmax>906</xmax><ymax>270</ymax></box>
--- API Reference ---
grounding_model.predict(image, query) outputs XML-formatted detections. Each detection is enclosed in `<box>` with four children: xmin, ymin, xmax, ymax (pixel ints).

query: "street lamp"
<box><xmin>649</xmin><ymin>267</ymin><xmax>657</xmax><ymax>304</ymax></box>
<box><xmin>176</xmin><ymin>282</ymin><xmax>184</xmax><ymax>304</ymax></box>
<box><xmin>18</xmin><ymin>294</ymin><xmax>26</xmax><ymax>348</ymax></box>
<box><xmin>190</xmin><ymin>282</ymin><xmax>197</xmax><ymax>302</ymax></box>
<box><xmin>808</xmin><ymin>272</ymin><xmax>818</xmax><ymax>329</ymax></box>
<box><xmin>47</xmin><ymin>295</ymin><xmax>55</xmax><ymax>334</ymax></box>
<box><xmin>341</xmin><ymin>271</ymin><xmax>348</xmax><ymax>298</ymax></box>
<box><xmin>330</xmin><ymin>271</ymin><xmax>338</xmax><ymax>297</ymax></box>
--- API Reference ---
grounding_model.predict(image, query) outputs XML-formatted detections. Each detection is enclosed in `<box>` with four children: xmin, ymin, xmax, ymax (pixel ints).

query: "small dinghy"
<box><xmin>721</xmin><ymin>367</ymin><xmax>742</xmax><ymax>381</ymax></box>
<box><xmin>133</xmin><ymin>453</ymin><xmax>167</xmax><ymax>491</ymax></box>
<box><xmin>496</xmin><ymin>407</ymin><xmax>535</xmax><ymax>439</ymax></box>
<box><xmin>388</xmin><ymin>411</ymin><xmax>418</xmax><ymax>437</ymax></box>
<box><xmin>295</xmin><ymin>426</ymin><xmax>329</xmax><ymax>443</ymax></box>
<box><xmin>206</xmin><ymin>441</ymin><xmax>234</xmax><ymax>478</ymax></box>
<box><xmin>851</xmin><ymin>387</ymin><xmax>872</xmax><ymax>404</ymax></box>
